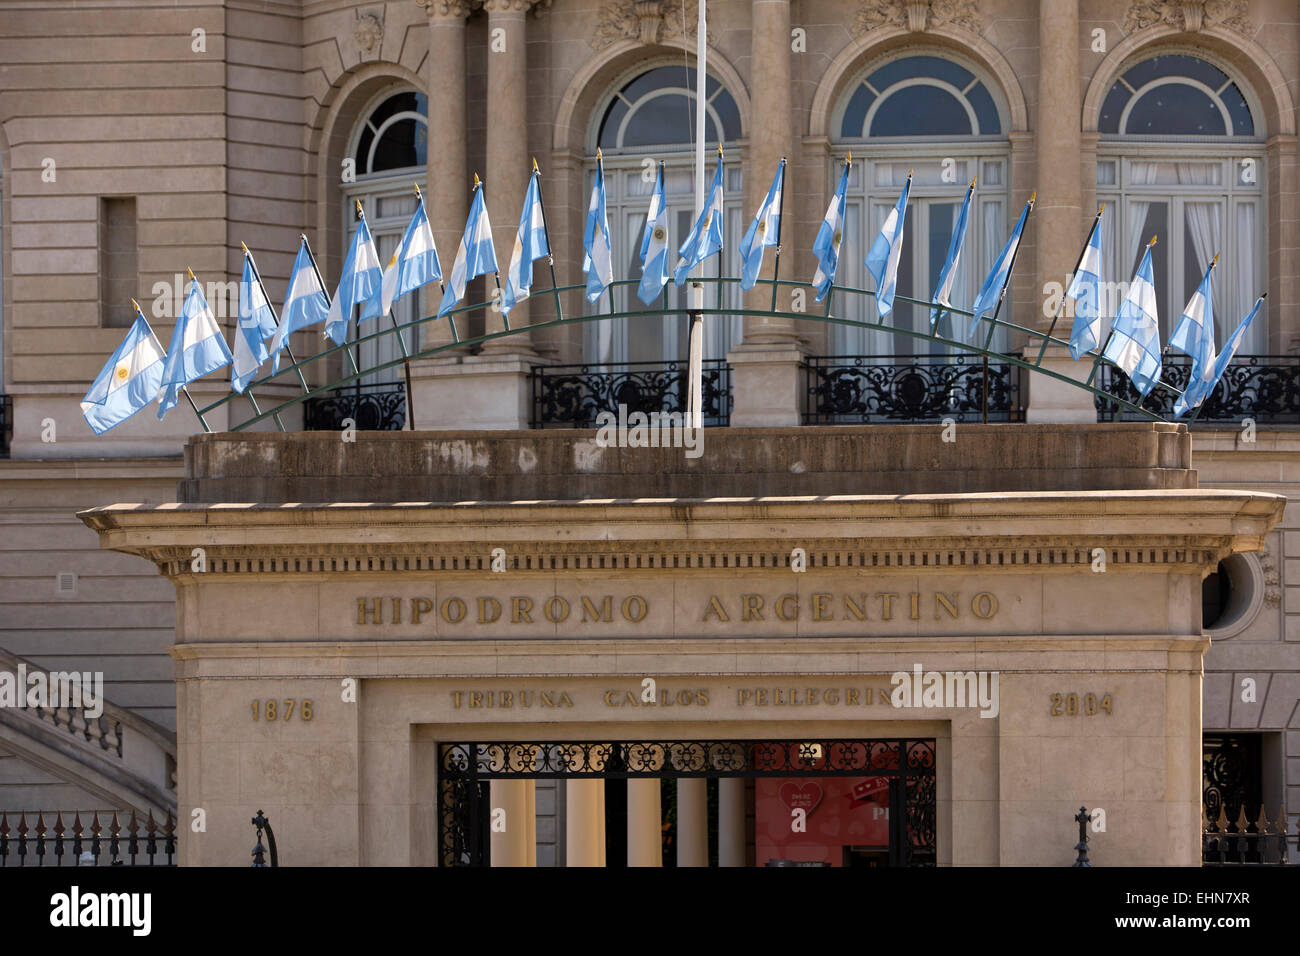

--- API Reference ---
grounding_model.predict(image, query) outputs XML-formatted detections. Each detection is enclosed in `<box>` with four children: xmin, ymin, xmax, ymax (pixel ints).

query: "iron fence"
<box><xmin>1097</xmin><ymin>355</ymin><xmax>1300</xmax><ymax>424</ymax></box>
<box><xmin>804</xmin><ymin>354</ymin><xmax>1023</xmax><ymax>424</ymax></box>
<box><xmin>1202</xmin><ymin>806</ymin><xmax>1295</xmax><ymax>865</ymax></box>
<box><xmin>530</xmin><ymin>360</ymin><xmax>732</xmax><ymax>428</ymax></box>
<box><xmin>0</xmin><ymin>810</ymin><xmax>176</xmax><ymax>866</ymax></box>
<box><xmin>0</xmin><ymin>394</ymin><xmax>11</xmax><ymax>457</ymax></box>
<box><xmin>303</xmin><ymin>381</ymin><xmax>406</xmax><ymax>431</ymax></box>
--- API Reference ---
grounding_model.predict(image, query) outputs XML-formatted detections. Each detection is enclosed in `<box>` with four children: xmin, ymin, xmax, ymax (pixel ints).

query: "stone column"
<box><xmin>1025</xmin><ymin>0</ymin><xmax>1092</xmax><ymax>422</ymax></box>
<box><xmin>717</xmin><ymin>777</ymin><xmax>746</xmax><ymax>866</ymax></box>
<box><xmin>728</xmin><ymin>0</ymin><xmax>805</xmax><ymax>426</ymax></box>
<box><xmin>489</xmin><ymin>779</ymin><xmax>536</xmax><ymax>866</ymax></box>
<box><xmin>676</xmin><ymin>778</ymin><xmax>708</xmax><ymax>867</ymax></box>
<box><xmin>565</xmin><ymin>779</ymin><xmax>606</xmax><ymax>866</ymax></box>
<box><xmin>409</xmin><ymin>0</ymin><xmax>472</xmax><ymax>427</ymax></box>
<box><xmin>626</xmin><ymin>778</ymin><xmax>662</xmax><ymax>866</ymax></box>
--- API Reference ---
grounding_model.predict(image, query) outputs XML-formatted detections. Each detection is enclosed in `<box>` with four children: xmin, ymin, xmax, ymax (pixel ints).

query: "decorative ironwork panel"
<box><xmin>531</xmin><ymin>360</ymin><xmax>732</xmax><ymax>428</ymax></box>
<box><xmin>304</xmin><ymin>382</ymin><xmax>406</xmax><ymax>431</ymax></box>
<box><xmin>1097</xmin><ymin>356</ymin><xmax>1300</xmax><ymax>424</ymax></box>
<box><xmin>805</xmin><ymin>355</ymin><xmax>1022</xmax><ymax>424</ymax></box>
<box><xmin>438</xmin><ymin>737</ymin><xmax>936</xmax><ymax>867</ymax></box>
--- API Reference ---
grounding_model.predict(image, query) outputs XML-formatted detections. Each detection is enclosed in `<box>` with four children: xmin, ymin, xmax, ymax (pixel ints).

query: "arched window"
<box><xmin>829</xmin><ymin>54</ymin><xmax>1011</xmax><ymax>360</ymax></box>
<box><xmin>342</xmin><ymin>88</ymin><xmax>429</xmax><ymax>389</ymax></box>
<box><xmin>837</xmin><ymin>55</ymin><xmax>1003</xmax><ymax>139</ymax></box>
<box><xmin>1097</xmin><ymin>53</ymin><xmax>1265</xmax><ymax>352</ymax></box>
<box><xmin>595</xmin><ymin>66</ymin><xmax>741</xmax><ymax>153</ymax></box>
<box><xmin>352</xmin><ymin>90</ymin><xmax>429</xmax><ymax>176</ymax></box>
<box><xmin>585</xmin><ymin>66</ymin><xmax>744</xmax><ymax>367</ymax></box>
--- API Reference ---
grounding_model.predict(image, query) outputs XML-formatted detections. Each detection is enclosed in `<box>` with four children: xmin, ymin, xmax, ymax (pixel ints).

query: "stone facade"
<box><xmin>0</xmin><ymin>0</ymin><xmax>1297</xmax><ymax>863</ymax></box>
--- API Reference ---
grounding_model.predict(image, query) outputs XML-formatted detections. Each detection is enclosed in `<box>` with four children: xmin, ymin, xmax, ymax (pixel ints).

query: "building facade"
<box><xmin>0</xmin><ymin>0</ymin><xmax>1298</xmax><ymax>865</ymax></box>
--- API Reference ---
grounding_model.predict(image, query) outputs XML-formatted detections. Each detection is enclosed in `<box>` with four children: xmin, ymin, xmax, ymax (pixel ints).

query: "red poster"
<box><xmin>755</xmin><ymin>777</ymin><xmax>891</xmax><ymax>867</ymax></box>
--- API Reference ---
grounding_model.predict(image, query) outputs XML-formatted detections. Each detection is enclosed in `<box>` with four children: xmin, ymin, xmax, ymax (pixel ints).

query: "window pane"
<box><xmin>868</xmin><ymin>55</ymin><xmax>972</xmax><ymax>91</ymax></box>
<box><xmin>839</xmin><ymin>84</ymin><xmax>876</xmax><ymax>139</ymax></box>
<box><xmin>966</xmin><ymin>82</ymin><xmax>1001</xmax><ymax>134</ymax></box>
<box><xmin>1099</xmin><ymin>84</ymin><xmax>1128</xmax><ymax>134</ymax></box>
<box><xmin>621</xmin><ymin>93</ymin><xmax>694</xmax><ymax>147</ymax></box>
<box><xmin>1096</xmin><ymin>161</ymin><xmax>1116</xmax><ymax>186</ymax></box>
<box><xmin>871</xmin><ymin>85</ymin><xmax>972</xmax><ymax>136</ymax></box>
<box><xmin>370</xmin><ymin>118</ymin><xmax>427</xmax><ymax>172</ymax></box>
<box><xmin>1125</xmin><ymin>85</ymin><xmax>1229</xmax><ymax>136</ymax></box>
<box><xmin>982</xmin><ymin>160</ymin><xmax>1003</xmax><ymax>186</ymax></box>
<box><xmin>597</xmin><ymin>98</ymin><xmax>629</xmax><ymax>149</ymax></box>
<box><xmin>711</xmin><ymin>91</ymin><xmax>742</xmax><ymax>141</ymax></box>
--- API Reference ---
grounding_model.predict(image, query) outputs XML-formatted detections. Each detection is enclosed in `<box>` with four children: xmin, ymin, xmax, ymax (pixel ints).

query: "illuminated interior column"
<box><xmin>718</xmin><ymin>777</ymin><xmax>747</xmax><ymax>866</ymax></box>
<box><xmin>626</xmin><ymin>778</ymin><xmax>663</xmax><ymax>866</ymax></box>
<box><xmin>565</xmin><ymin>779</ymin><xmax>606</xmax><ymax>867</ymax></box>
<box><xmin>676</xmin><ymin>778</ymin><xmax>709</xmax><ymax>867</ymax></box>
<box><xmin>728</xmin><ymin>0</ymin><xmax>805</xmax><ymax>425</ymax></box>
<box><xmin>489</xmin><ymin>779</ymin><xmax>536</xmax><ymax>866</ymax></box>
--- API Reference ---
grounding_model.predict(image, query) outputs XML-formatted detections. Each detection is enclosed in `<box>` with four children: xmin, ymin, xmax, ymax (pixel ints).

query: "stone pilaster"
<box><xmin>728</xmin><ymin>0</ymin><xmax>805</xmax><ymax>426</ymax></box>
<box><xmin>676</xmin><ymin>777</ymin><xmax>708</xmax><ymax>866</ymax></box>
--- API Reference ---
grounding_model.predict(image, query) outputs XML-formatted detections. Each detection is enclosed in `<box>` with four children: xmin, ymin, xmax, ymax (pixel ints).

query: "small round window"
<box><xmin>1202</xmin><ymin>553</ymin><xmax>1264</xmax><ymax>637</ymax></box>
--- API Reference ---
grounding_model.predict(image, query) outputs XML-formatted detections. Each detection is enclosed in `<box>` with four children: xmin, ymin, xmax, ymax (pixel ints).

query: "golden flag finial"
<box><xmin>969</xmin><ymin>176</ymin><xmax>977</xmax><ymax>188</ymax></box>
<box><xmin>532</xmin><ymin>156</ymin><xmax>539</xmax><ymax>173</ymax></box>
<box><xmin>846</xmin><ymin>151</ymin><xmax>852</xmax><ymax>166</ymax></box>
<box><xmin>130</xmin><ymin>298</ymin><xmax>141</xmax><ymax>313</ymax></box>
<box><xmin>717</xmin><ymin>143</ymin><xmax>723</xmax><ymax>157</ymax></box>
<box><xmin>1029</xmin><ymin>190</ymin><xmax>1037</xmax><ymax>203</ymax></box>
<box><xmin>1148</xmin><ymin>234</ymin><xmax>1158</xmax><ymax>248</ymax></box>
<box><xmin>355</xmin><ymin>199</ymin><xmax>365</xmax><ymax>216</ymax></box>
<box><xmin>240</xmin><ymin>241</ymin><xmax>249</xmax><ymax>256</ymax></box>
<box><xmin>186</xmin><ymin>267</ymin><xmax>195</xmax><ymax>281</ymax></box>
<box><xmin>413</xmin><ymin>182</ymin><xmax>422</xmax><ymax>198</ymax></box>
<box><xmin>1098</xmin><ymin>202</ymin><xmax>1106</xmax><ymax>214</ymax></box>
<box><xmin>1211</xmin><ymin>252</ymin><xmax>1221</xmax><ymax>266</ymax></box>
<box><xmin>473</xmin><ymin>172</ymin><xmax>481</xmax><ymax>188</ymax></box>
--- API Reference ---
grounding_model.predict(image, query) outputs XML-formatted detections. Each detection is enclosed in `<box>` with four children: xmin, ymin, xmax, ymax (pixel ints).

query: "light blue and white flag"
<box><xmin>381</xmin><ymin>194</ymin><xmax>441</xmax><ymax>316</ymax></box>
<box><xmin>158</xmin><ymin>277</ymin><xmax>234</xmax><ymax>420</ymax></box>
<box><xmin>1067</xmin><ymin>210</ymin><xmax>1106</xmax><ymax>359</ymax></box>
<box><xmin>811</xmin><ymin>160</ymin><xmax>850</xmax><ymax>303</ymax></box>
<box><xmin>325</xmin><ymin>210</ymin><xmax>383</xmax><ymax>345</ymax></box>
<box><xmin>1179</xmin><ymin>293</ymin><xmax>1264</xmax><ymax>417</ymax></box>
<box><xmin>1168</xmin><ymin>258</ymin><xmax>1216</xmax><ymax>416</ymax></box>
<box><xmin>438</xmin><ymin>179</ymin><xmax>499</xmax><ymax>318</ymax></box>
<box><xmin>674</xmin><ymin>153</ymin><xmax>725</xmax><ymax>286</ymax></box>
<box><xmin>865</xmin><ymin>172</ymin><xmax>911</xmax><ymax>319</ymax></box>
<box><xmin>80</xmin><ymin>307</ymin><xmax>167</xmax><ymax>434</ymax></box>
<box><xmin>231</xmin><ymin>251</ymin><xmax>278</xmax><ymax>393</ymax></box>
<box><xmin>1103</xmin><ymin>242</ymin><xmax>1162</xmax><ymax>397</ymax></box>
<box><xmin>503</xmin><ymin>168</ymin><xmax>550</xmax><ymax>315</ymax></box>
<box><xmin>637</xmin><ymin>163</ymin><xmax>670</xmax><ymax>306</ymax></box>
<box><xmin>929</xmin><ymin>179</ymin><xmax>974</xmax><ymax>328</ymax></box>
<box><xmin>269</xmin><ymin>239</ymin><xmax>329</xmax><ymax>373</ymax></box>
<box><xmin>583</xmin><ymin>155</ymin><xmax>614</xmax><ymax>303</ymax></box>
<box><xmin>969</xmin><ymin>193</ymin><xmax>1034</xmax><ymax>339</ymax></box>
<box><xmin>739</xmin><ymin>159</ymin><xmax>784</xmax><ymax>292</ymax></box>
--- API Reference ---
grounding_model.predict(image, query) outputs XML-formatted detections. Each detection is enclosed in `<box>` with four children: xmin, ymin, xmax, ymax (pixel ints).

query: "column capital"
<box><xmin>415</xmin><ymin>0</ymin><xmax>473</xmax><ymax>20</ymax></box>
<box><xmin>480</xmin><ymin>0</ymin><xmax>552</xmax><ymax>15</ymax></box>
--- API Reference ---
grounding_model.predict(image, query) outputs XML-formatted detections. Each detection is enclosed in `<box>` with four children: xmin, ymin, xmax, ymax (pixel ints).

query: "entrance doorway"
<box><xmin>438</xmin><ymin>737</ymin><xmax>937</xmax><ymax>867</ymax></box>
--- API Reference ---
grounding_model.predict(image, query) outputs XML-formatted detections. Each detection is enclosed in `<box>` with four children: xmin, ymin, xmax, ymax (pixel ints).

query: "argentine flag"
<box><xmin>865</xmin><ymin>173</ymin><xmax>911</xmax><ymax>319</ymax></box>
<box><xmin>158</xmin><ymin>277</ymin><xmax>234</xmax><ymax>420</ymax></box>
<box><xmin>269</xmin><ymin>240</ymin><xmax>329</xmax><ymax>373</ymax></box>
<box><xmin>1066</xmin><ymin>212</ymin><xmax>1106</xmax><ymax>359</ymax></box>
<box><xmin>637</xmin><ymin>163</ymin><xmax>670</xmax><ymax>306</ymax></box>
<box><xmin>740</xmin><ymin>159</ymin><xmax>784</xmax><ymax>292</ymax></box>
<box><xmin>438</xmin><ymin>180</ymin><xmax>498</xmax><ymax>318</ymax></box>
<box><xmin>80</xmin><ymin>308</ymin><xmax>167</xmax><ymax>434</ymax></box>
<box><xmin>325</xmin><ymin>212</ymin><xmax>383</xmax><ymax>345</ymax></box>
<box><xmin>503</xmin><ymin>169</ymin><xmax>550</xmax><ymax>315</ymax></box>
<box><xmin>673</xmin><ymin>154</ymin><xmax>725</xmax><ymax>286</ymax></box>
<box><xmin>1104</xmin><ymin>243</ymin><xmax>1162</xmax><ymax>397</ymax></box>
<box><xmin>1169</xmin><ymin>260</ymin><xmax>1216</xmax><ymax>416</ymax></box>
<box><xmin>381</xmin><ymin>196</ymin><xmax>442</xmax><ymax>316</ymax></box>
<box><xmin>930</xmin><ymin>180</ymin><xmax>974</xmax><ymax>328</ymax></box>
<box><xmin>1180</xmin><ymin>294</ymin><xmax>1264</xmax><ymax>417</ymax></box>
<box><xmin>811</xmin><ymin>160</ymin><xmax>850</xmax><ymax>303</ymax></box>
<box><xmin>969</xmin><ymin>194</ymin><xmax>1033</xmax><ymax>339</ymax></box>
<box><xmin>232</xmin><ymin>252</ymin><xmax>278</xmax><ymax>393</ymax></box>
<box><xmin>583</xmin><ymin>156</ymin><xmax>614</xmax><ymax>303</ymax></box>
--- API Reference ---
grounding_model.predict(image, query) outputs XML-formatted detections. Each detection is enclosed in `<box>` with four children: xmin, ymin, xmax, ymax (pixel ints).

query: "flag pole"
<box><xmin>979</xmin><ymin>192</ymin><xmax>1034</xmax><ymax>423</ymax></box>
<box><xmin>531</xmin><ymin>157</ymin><xmax>566</xmax><ymax>323</ymax></box>
<box><xmin>823</xmin><ymin>153</ymin><xmax>851</xmax><ymax>321</ymax></box>
<box><xmin>301</xmin><ymin>231</ymin><xmax>361</xmax><ymax>378</ymax></box>
<box><xmin>1188</xmin><ymin>288</ymin><xmax>1263</xmax><ymax>424</ymax></box>
<box><xmin>366</xmin><ymin>192</ymin><xmax>417</xmax><ymax>430</ymax></box>
<box><xmin>768</xmin><ymin>157</ymin><xmax>788</xmax><ymax>313</ymax></box>
<box><xmin>236</xmin><ymin>244</ymin><xmax>286</xmax><ymax>430</ymax></box>
<box><xmin>244</xmin><ymin>241</ymin><xmax>309</xmax><ymax>399</ymax></box>
<box><xmin>686</xmin><ymin>0</ymin><xmax>707</xmax><ymax>431</ymax></box>
<box><xmin>1034</xmin><ymin>203</ymin><xmax>1104</xmax><ymax>366</ymax></box>
<box><xmin>1087</xmin><ymin>234</ymin><xmax>1157</xmax><ymax>387</ymax></box>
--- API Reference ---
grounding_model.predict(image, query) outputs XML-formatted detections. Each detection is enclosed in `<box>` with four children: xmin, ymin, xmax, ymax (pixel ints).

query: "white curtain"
<box><xmin>980</xmin><ymin>199</ymin><xmax>1006</xmax><ymax>353</ymax></box>
<box><xmin>1236</xmin><ymin>202</ymin><xmax>1263</xmax><ymax>353</ymax></box>
<box><xmin>1125</xmin><ymin>161</ymin><xmax>1157</xmax><ymax>275</ymax></box>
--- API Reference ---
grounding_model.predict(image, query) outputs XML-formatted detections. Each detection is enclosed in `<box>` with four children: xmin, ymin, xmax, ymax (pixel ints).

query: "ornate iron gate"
<box><xmin>438</xmin><ymin>737</ymin><xmax>937</xmax><ymax>867</ymax></box>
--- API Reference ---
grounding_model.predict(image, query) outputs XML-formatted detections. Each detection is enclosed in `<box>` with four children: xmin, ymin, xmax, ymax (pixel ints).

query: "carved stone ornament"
<box><xmin>593</xmin><ymin>0</ymin><xmax>714</xmax><ymax>50</ymax></box>
<box><xmin>479</xmin><ymin>0</ymin><xmax>554</xmax><ymax>14</ymax></box>
<box><xmin>415</xmin><ymin>0</ymin><xmax>475</xmax><ymax>18</ymax></box>
<box><xmin>853</xmin><ymin>0</ymin><xmax>982</xmax><ymax>37</ymax></box>
<box><xmin>354</xmin><ymin>9</ymin><xmax>384</xmax><ymax>54</ymax></box>
<box><xmin>1123</xmin><ymin>1</ymin><xmax>1255</xmax><ymax>36</ymax></box>
<box><xmin>1259</xmin><ymin>547</ymin><xmax>1281</xmax><ymax>608</ymax></box>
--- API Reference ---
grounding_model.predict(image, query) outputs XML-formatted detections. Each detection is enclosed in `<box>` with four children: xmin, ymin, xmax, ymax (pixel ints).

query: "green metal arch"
<box><xmin>200</xmin><ymin>276</ymin><xmax>1179</xmax><ymax>431</ymax></box>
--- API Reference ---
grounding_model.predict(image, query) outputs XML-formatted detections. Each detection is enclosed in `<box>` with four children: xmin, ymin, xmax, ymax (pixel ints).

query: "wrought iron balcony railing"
<box><xmin>303</xmin><ymin>381</ymin><xmax>406</xmax><ymax>431</ymax></box>
<box><xmin>530</xmin><ymin>359</ymin><xmax>732</xmax><ymax>428</ymax></box>
<box><xmin>1097</xmin><ymin>356</ymin><xmax>1300</xmax><ymax>424</ymax></box>
<box><xmin>805</xmin><ymin>354</ymin><xmax>1023</xmax><ymax>425</ymax></box>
